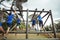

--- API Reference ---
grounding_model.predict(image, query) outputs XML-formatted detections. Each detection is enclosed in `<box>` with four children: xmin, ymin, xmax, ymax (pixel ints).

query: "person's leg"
<box><xmin>17</xmin><ymin>23</ymin><xmax>21</xmax><ymax>30</ymax></box>
<box><xmin>39</xmin><ymin>21</ymin><xmax>45</xmax><ymax>31</ymax></box>
<box><xmin>0</xmin><ymin>22</ymin><xmax>5</xmax><ymax>33</ymax></box>
<box><xmin>32</xmin><ymin>22</ymin><xmax>35</xmax><ymax>28</ymax></box>
<box><xmin>32</xmin><ymin>25</ymin><xmax>34</xmax><ymax>28</ymax></box>
<box><xmin>6</xmin><ymin>27</ymin><xmax>10</xmax><ymax>35</ymax></box>
<box><xmin>4</xmin><ymin>23</ymin><xmax>11</xmax><ymax>38</ymax></box>
<box><xmin>42</xmin><ymin>23</ymin><xmax>45</xmax><ymax>31</ymax></box>
<box><xmin>41</xmin><ymin>21</ymin><xmax>43</xmax><ymax>28</ymax></box>
<box><xmin>0</xmin><ymin>27</ymin><xmax>5</xmax><ymax>33</ymax></box>
<box><xmin>41</xmin><ymin>21</ymin><xmax>45</xmax><ymax>31</ymax></box>
<box><xmin>4</xmin><ymin>27</ymin><xmax>10</xmax><ymax>38</ymax></box>
<box><xmin>0</xmin><ymin>27</ymin><xmax>5</xmax><ymax>37</ymax></box>
<box><xmin>15</xmin><ymin>23</ymin><xmax>20</xmax><ymax>36</ymax></box>
<box><xmin>39</xmin><ymin>21</ymin><xmax>42</xmax><ymax>31</ymax></box>
<box><xmin>6</xmin><ymin>23</ymin><xmax>11</xmax><ymax>34</ymax></box>
<box><xmin>2</xmin><ymin>28</ymin><xmax>10</xmax><ymax>40</ymax></box>
<box><xmin>32</xmin><ymin>24</ymin><xmax>35</xmax><ymax>30</ymax></box>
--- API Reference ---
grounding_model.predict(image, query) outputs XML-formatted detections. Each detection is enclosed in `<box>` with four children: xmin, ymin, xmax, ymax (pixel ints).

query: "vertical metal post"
<box><xmin>50</xmin><ymin>10</ymin><xmax>56</xmax><ymax>38</ymax></box>
<box><xmin>26</xmin><ymin>9</ymin><xmax>28</xmax><ymax>39</ymax></box>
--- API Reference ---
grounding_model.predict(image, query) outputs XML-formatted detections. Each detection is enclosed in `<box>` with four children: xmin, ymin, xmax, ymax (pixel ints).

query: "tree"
<box><xmin>55</xmin><ymin>22</ymin><xmax>60</xmax><ymax>31</ymax></box>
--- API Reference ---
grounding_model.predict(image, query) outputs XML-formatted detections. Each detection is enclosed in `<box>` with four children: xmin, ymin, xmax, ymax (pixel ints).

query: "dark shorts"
<box><xmin>0</xmin><ymin>22</ymin><xmax>2</xmax><ymax>26</ymax></box>
<box><xmin>7</xmin><ymin>23</ymin><xmax>12</xmax><ymax>27</ymax></box>
<box><xmin>39</xmin><ymin>20</ymin><xmax>43</xmax><ymax>27</ymax></box>
<box><xmin>17</xmin><ymin>23</ymin><xmax>20</xmax><ymax>26</ymax></box>
<box><xmin>32</xmin><ymin>23</ymin><xmax>35</xmax><ymax>26</ymax></box>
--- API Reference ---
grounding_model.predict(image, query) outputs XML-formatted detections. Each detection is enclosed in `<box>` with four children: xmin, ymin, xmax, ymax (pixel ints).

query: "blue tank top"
<box><xmin>7</xmin><ymin>14</ymin><xmax>14</xmax><ymax>23</ymax></box>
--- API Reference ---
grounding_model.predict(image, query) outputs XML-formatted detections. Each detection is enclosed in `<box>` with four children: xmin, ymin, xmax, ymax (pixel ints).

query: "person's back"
<box><xmin>37</xmin><ymin>15</ymin><xmax>42</xmax><ymax>21</ymax></box>
<box><xmin>0</xmin><ymin>11</ymin><xmax>5</xmax><ymax>34</ymax></box>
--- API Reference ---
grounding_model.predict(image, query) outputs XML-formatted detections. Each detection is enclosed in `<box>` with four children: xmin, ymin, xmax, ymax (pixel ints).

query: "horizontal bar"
<box><xmin>0</xmin><ymin>10</ymin><xmax>49</xmax><ymax>12</ymax></box>
<box><xmin>7</xmin><ymin>31</ymin><xmax>60</xmax><ymax>34</ymax></box>
<box><xmin>0</xmin><ymin>31</ymin><xmax>60</xmax><ymax>34</ymax></box>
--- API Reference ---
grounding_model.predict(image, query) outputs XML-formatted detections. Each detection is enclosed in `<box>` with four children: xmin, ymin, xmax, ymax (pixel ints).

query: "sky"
<box><xmin>23</xmin><ymin>0</ymin><xmax>60</xmax><ymax>25</ymax></box>
<box><xmin>23</xmin><ymin>0</ymin><xmax>60</xmax><ymax>19</ymax></box>
<box><xmin>0</xmin><ymin>0</ymin><xmax>60</xmax><ymax>25</ymax></box>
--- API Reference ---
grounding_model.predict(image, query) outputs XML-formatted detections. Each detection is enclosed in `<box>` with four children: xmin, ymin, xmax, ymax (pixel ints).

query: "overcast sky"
<box><xmin>23</xmin><ymin>0</ymin><xmax>60</xmax><ymax>19</ymax></box>
<box><xmin>0</xmin><ymin>0</ymin><xmax>60</xmax><ymax>25</ymax></box>
<box><xmin>23</xmin><ymin>0</ymin><xmax>60</xmax><ymax>25</ymax></box>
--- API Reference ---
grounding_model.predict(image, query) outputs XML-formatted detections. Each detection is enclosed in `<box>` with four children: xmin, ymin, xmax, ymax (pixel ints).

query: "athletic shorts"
<box><xmin>39</xmin><ymin>20</ymin><xmax>43</xmax><ymax>26</ymax></box>
<box><xmin>7</xmin><ymin>23</ymin><xmax>12</xmax><ymax>27</ymax></box>
<box><xmin>32</xmin><ymin>22</ymin><xmax>36</xmax><ymax>25</ymax></box>
<box><xmin>17</xmin><ymin>23</ymin><xmax>20</xmax><ymax>26</ymax></box>
<box><xmin>0</xmin><ymin>22</ymin><xmax>2</xmax><ymax>26</ymax></box>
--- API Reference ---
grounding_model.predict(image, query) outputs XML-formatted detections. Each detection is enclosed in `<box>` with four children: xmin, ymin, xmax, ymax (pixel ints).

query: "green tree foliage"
<box><xmin>45</xmin><ymin>24</ymin><xmax>52</xmax><ymax>31</ymax></box>
<box><xmin>55</xmin><ymin>21</ymin><xmax>60</xmax><ymax>31</ymax></box>
<box><xmin>45</xmin><ymin>25</ymin><xmax>50</xmax><ymax>31</ymax></box>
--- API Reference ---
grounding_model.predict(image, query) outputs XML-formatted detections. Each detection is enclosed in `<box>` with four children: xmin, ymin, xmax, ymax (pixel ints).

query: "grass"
<box><xmin>0</xmin><ymin>33</ymin><xmax>60</xmax><ymax>39</ymax></box>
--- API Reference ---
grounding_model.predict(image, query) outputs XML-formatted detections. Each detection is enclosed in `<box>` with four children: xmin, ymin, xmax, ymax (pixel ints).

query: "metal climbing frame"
<box><xmin>0</xmin><ymin>8</ymin><xmax>56</xmax><ymax>39</ymax></box>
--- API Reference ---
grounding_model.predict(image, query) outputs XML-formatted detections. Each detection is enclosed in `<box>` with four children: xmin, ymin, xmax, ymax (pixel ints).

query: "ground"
<box><xmin>0</xmin><ymin>33</ymin><xmax>60</xmax><ymax>40</ymax></box>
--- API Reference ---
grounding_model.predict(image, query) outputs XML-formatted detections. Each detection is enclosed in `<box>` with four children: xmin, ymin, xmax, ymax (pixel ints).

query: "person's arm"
<box><xmin>37</xmin><ymin>15</ymin><xmax>39</xmax><ymax>20</ymax></box>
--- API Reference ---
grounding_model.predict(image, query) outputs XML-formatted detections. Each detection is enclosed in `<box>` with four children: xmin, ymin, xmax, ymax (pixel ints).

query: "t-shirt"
<box><xmin>7</xmin><ymin>13</ymin><xmax>14</xmax><ymax>23</ymax></box>
<box><xmin>37</xmin><ymin>15</ymin><xmax>42</xmax><ymax>21</ymax></box>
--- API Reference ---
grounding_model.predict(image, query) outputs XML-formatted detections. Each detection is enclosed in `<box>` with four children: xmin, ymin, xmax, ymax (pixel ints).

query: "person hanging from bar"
<box><xmin>37</xmin><ymin>14</ymin><xmax>43</xmax><ymax>31</ymax></box>
<box><xmin>31</xmin><ymin>16</ymin><xmax>36</xmax><ymax>30</ymax></box>
<box><xmin>15</xmin><ymin>11</ymin><xmax>21</xmax><ymax>31</ymax></box>
<box><xmin>0</xmin><ymin>10</ymin><xmax>5</xmax><ymax>34</ymax></box>
<box><xmin>4</xmin><ymin>6</ymin><xmax>16</xmax><ymax>39</ymax></box>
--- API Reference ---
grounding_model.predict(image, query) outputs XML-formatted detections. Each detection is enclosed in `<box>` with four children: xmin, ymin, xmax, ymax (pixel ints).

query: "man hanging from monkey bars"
<box><xmin>37</xmin><ymin>14</ymin><xmax>43</xmax><ymax>31</ymax></box>
<box><xmin>15</xmin><ymin>11</ymin><xmax>21</xmax><ymax>31</ymax></box>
